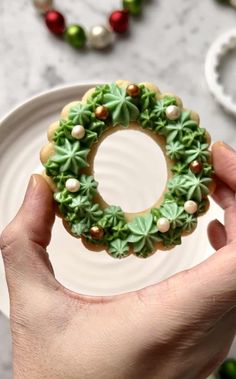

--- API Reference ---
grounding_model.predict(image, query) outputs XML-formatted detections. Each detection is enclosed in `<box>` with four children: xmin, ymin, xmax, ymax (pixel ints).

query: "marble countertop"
<box><xmin>1</xmin><ymin>0</ymin><xmax>236</xmax><ymax>377</ymax></box>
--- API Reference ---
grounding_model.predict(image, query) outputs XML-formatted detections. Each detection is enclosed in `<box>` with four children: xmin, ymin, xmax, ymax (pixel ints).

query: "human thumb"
<box><xmin>0</xmin><ymin>174</ymin><xmax>57</xmax><ymax>300</ymax></box>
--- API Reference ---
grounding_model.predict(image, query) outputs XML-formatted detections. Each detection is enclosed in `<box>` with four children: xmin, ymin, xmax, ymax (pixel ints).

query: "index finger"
<box><xmin>212</xmin><ymin>142</ymin><xmax>236</xmax><ymax>192</ymax></box>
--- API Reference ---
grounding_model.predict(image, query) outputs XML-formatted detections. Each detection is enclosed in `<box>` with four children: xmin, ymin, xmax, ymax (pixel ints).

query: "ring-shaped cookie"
<box><xmin>40</xmin><ymin>80</ymin><xmax>213</xmax><ymax>259</ymax></box>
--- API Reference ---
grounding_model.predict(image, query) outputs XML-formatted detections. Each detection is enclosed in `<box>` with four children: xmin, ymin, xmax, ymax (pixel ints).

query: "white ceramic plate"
<box><xmin>0</xmin><ymin>83</ymin><xmax>223</xmax><ymax>320</ymax></box>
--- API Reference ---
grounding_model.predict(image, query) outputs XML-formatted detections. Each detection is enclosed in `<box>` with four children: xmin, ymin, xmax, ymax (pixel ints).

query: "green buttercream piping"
<box><xmin>108</xmin><ymin>239</ymin><xmax>130</xmax><ymax>259</ymax></box>
<box><xmin>54</xmin><ymin>119</ymin><xmax>74</xmax><ymax>145</ymax></box>
<box><xmin>127</xmin><ymin>214</ymin><xmax>160</xmax><ymax>256</ymax></box>
<box><xmin>99</xmin><ymin>206</ymin><xmax>126</xmax><ymax>228</ymax></box>
<box><xmin>139</xmin><ymin>85</ymin><xmax>157</xmax><ymax>111</ymax></box>
<box><xmin>79</xmin><ymin>175</ymin><xmax>98</xmax><ymax>198</ymax></box>
<box><xmin>183</xmin><ymin>172</ymin><xmax>211</xmax><ymax>201</ymax></box>
<box><xmin>182</xmin><ymin>214</ymin><xmax>197</xmax><ymax>232</ymax></box>
<box><xmin>162</xmin><ymin>229</ymin><xmax>182</xmax><ymax>247</ymax></box>
<box><xmin>168</xmin><ymin>175</ymin><xmax>189</xmax><ymax>197</ymax></box>
<box><xmin>103</xmin><ymin>83</ymin><xmax>140</xmax><ymax>126</ymax></box>
<box><xmin>166</xmin><ymin>111</ymin><xmax>198</xmax><ymax>143</ymax></box>
<box><xmin>43</xmin><ymin>82</ymin><xmax>213</xmax><ymax>258</ymax></box>
<box><xmin>166</xmin><ymin>141</ymin><xmax>185</xmax><ymax>160</ymax></box>
<box><xmin>49</xmin><ymin>139</ymin><xmax>89</xmax><ymax>175</ymax></box>
<box><xmin>82</xmin><ymin>204</ymin><xmax>104</xmax><ymax>225</ymax></box>
<box><xmin>171</xmin><ymin>162</ymin><xmax>188</xmax><ymax>175</ymax></box>
<box><xmin>69</xmin><ymin>103</ymin><xmax>92</xmax><ymax>125</ymax></box>
<box><xmin>153</xmin><ymin>96</ymin><xmax>176</xmax><ymax>118</ymax></box>
<box><xmin>185</xmin><ymin>141</ymin><xmax>210</xmax><ymax>164</ymax></box>
<box><xmin>159</xmin><ymin>203</ymin><xmax>185</xmax><ymax>229</ymax></box>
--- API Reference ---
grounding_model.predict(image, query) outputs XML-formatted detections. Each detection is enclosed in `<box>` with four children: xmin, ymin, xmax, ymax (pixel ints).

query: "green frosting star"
<box><xmin>108</xmin><ymin>239</ymin><xmax>130</xmax><ymax>259</ymax></box>
<box><xmin>182</xmin><ymin>214</ymin><xmax>197</xmax><ymax>232</ymax></box>
<box><xmin>162</xmin><ymin>229</ymin><xmax>182</xmax><ymax>247</ymax></box>
<box><xmin>183</xmin><ymin>172</ymin><xmax>212</xmax><ymax>201</ymax></box>
<box><xmin>182</xmin><ymin>128</ymin><xmax>206</xmax><ymax>147</ymax></box>
<box><xmin>103</xmin><ymin>83</ymin><xmax>139</xmax><ymax>126</ymax></box>
<box><xmin>71</xmin><ymin>220</ymin><xmax>90</xmax><ymax>236</ymax></box>
<box><xmin>153</xmin><ymin>119</ymin><xmax>168</xmax><ymax>136</ymax></box>
<box><xmin>166</xmin><ymin>141</ymin><xmax>185</xmax><ymax>160</ymax></box>
<box><xmin>202</xmin><ymin>163</ymin><xmax>213</xmax><ymax>176</ymax></box>
<box><xmin>87</xmin><ymin>84</ymin><xmax>110</xmax><ymax>110</ymax></box>
<box><xmin>45</xmin><ymin>160</ymin><xmax>60</xmax><ymax>177</ymax></box>
<box><xmin>127</xmin><ymin>214</ymin><xmax>159</xmax><ymax>256</ymax></box>
<box><xmin>159</xmin><ymin>202</ymin><xmax>185</xmax><ymax>229</ymax></box>
<box><xmin>99</xmin><ymin>205</ymin><xmax>125</xmax><ymax>228</ymax></box>
<box><xmin>139</xmin><ymin>85</ymin><xmax>157</xmax><ymax>111</ymax></box>
<box><xmin>163</xmin><ymin>192</ymin><xmax>176</xmax><ymax>203</ymax></box>
<box><xmin>79</xmin><ymin>175</ymin><xmax>98</xmax><ymax>198</ymax></box>
<box><xmin>171</xmin><ymin>162</ymin><xmax>188</xmax><ymax>175</ymax></box>
<box><xmin>166</xmin><ymin>111</ymin><xmax>198</xmax><ymax>143</ymax></box>
<box><xmin>53</xmin><ymin>119</ymin><xmax>74</xmax><ymax>145</ymax></box>
<box><xmin>139</xmin><ymin>109</ymin><xmax>156</xmax><ymax>129</ymax></box>
<box><xmin>83</xmin><ymin>203</ymin><xmax>103</xmax><ymax>225</ymax></box>
<box><xmin>50</xmin><ymin>140</ymin><xmax>89</xmax><ymax>175</ymax></box>
<box><xmin>69</xmin><ymin>195</ymin><xmax>91</xmax><ymax>211</ymax></box>
<box><xmin>80</xmin><ymin>129</ymin><xmax>98</xmax><ymax>148</ymax></box>
<box><xmin>168</xmin><ymin>175</ymin><xmax>188</xmax><ymax>197</ymax></box>
<box><xmin>112</xmin><ymin>221</ymin><xmax>129</xmax><ymax>240</ymax></box>
<box><xmin>153</xmin><ymin>96</ymin><xmax>176</xmax><ymax>118</ymax></box>
<box><xmin>69</xmin><ymin>103</ymin><xmax>92</xmax><ymax>125</ymax></box>
<box><xmin>89</xmin><ymin>119</ymin><xmax>106</xmax><ymax>136</ymax></box>
<box><xmin>185</xmin><ymin>141</ymin><xmax>210</xmax><ymax>164</ymax></box>
<box><xmin>54</xmin><ymin>189</ymin><xmax>72</xmax><ymax>205</ymax></box>
<box><xmin>54</xmin><ymin>173</ymin><xmax>74</xmax><ymax>191</ymax></box>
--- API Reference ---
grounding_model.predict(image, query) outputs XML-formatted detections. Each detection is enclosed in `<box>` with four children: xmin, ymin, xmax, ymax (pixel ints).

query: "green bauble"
<box><xmin>218</xmin><ymin>359</ymin><xmax>236</xmax><ymax>379</ymax></box>
<box><xmin>65</xmin><ymin>25</ymin><xmax>87</xmax><ymax>49</ymax></box>
<box><xmin>123</xmin><ymin>0</ymin><xmax>143</xmax><ymax>15</ymax></box>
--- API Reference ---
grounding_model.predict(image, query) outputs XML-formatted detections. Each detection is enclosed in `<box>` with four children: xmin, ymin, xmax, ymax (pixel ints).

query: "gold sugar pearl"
<box><xmin>189</xmin><ymin>160</ymin><xmax>203</xmax><ymax>174</ymax></box>
<box><xmin>90</xmin><ymin>226</ymin><xmax>104</xmax><ymax>240</ymax></box>
<box><xmin>126</xmin><ymin>84</ymin><xmax>140</xmax><ymax>97</ymax></box>
<box><xmin>95</xmin><ymin>105</ymin><xmax>109</xmax><ymax>120</ymax></box>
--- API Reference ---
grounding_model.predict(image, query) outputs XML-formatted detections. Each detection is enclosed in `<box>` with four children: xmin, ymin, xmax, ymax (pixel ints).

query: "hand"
<box><xmin>1</xmin><ymin>142</ymin><xmax>236</xmax><ymax>379</ymax></box>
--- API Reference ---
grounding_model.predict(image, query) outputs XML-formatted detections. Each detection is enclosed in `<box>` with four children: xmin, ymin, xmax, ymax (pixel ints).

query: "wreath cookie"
<box><xmin>40</xmin><ymin>80</ymin><xmax>214</xmax><ymax>259</ymax></box>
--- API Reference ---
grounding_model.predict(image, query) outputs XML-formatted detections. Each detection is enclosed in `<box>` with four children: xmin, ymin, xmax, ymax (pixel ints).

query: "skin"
<box><xmin>1</xmin><ymin>142</ymin><xmax>236</xmax><ymax>379</ymax></box>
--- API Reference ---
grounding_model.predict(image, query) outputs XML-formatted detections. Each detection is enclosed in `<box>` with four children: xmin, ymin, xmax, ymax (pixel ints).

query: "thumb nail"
<box><xmin>24</xmin><ymin>175</ymin><xmax>39</xmax><ymax>201</ymax></box>
<box><xmin>213</xmin><ymin>141</ymin><xmax>235</xmax><ymax>152</ymax></box>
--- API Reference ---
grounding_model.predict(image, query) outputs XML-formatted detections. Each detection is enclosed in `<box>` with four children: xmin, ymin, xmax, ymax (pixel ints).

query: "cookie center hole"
<box><xmin>93</xmin><ymin>129</ymin><xmax>168</xmax><ymax>213</ymax></box>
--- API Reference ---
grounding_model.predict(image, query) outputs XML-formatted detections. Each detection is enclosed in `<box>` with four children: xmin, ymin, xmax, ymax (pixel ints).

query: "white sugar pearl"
<box><xmin>65</xmin><ymin>178</ymin><xmax>80</xmax><ymax>193</ymax></box>
<box><xmin>165</xmin><ymin>105</ymin><xmax>181</xmax><ymax>121</ymax></box>
<box><xmin>33</xmin><ymin>0</ymin><xmax>53</xmax><ymax>13</ymax></box>
<box><xmin>157</xmin><ymin>218</ymin><xmax>170</xmax><ymax>233</ymax></box>
<box><xmin>89</xmin><ymin>25</ymin><xmax>114</xmax><ymax>49</ymax></box>
<box><xmin>71</xmin><ymin>125</ymin><xmax>85</xmax><ymax>140</ymax></box>
<box><xmin>184</xmin><ymin>200</ymin><xmax>198</xmax><ymax>214</ymax></box>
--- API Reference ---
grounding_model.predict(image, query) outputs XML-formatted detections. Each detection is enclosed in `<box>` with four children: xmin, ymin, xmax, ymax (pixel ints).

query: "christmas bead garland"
<box><xmin>33</xmin><ymin>0</ymin><xmax>144</xmax><ymax>50</ymax></box>
<box><xmin>215</xmin><ymin>0</ymin><xmax>236</xmax><ymax>8</ymax></box>
<box><xmin>41</xmin><ymin>81</ymin><xmax>213</xmax><ymax>259</ymax></box>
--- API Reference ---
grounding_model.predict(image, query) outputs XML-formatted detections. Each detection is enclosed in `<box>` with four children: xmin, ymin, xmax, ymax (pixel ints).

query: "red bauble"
<box><xmin>45</xmin><ymin>10</ymin><xmax>66</xmax><ymax>35</ymax></box>
<box><xmin>109</xmin><ymin>10</ymin><xmax>129</xmax><ymax>33</ymax></box>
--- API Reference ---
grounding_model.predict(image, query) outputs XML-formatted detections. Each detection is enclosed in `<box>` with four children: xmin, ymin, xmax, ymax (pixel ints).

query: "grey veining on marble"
<box><xmin>1</xmin><ymin>0</ymin><xmax>236</xmax><ymax>377</ymax></box>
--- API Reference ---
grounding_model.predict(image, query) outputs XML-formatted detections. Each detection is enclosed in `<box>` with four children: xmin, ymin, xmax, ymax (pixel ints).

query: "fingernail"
<box><xmin>214</xmin><ymin>141</ymin><xmax>235</xmax><ymax>151</ymax></box>
<box><xmin>24</xmin><ymin>175</ymin><xmax>39</xmax><ymax>200</ymax></box>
